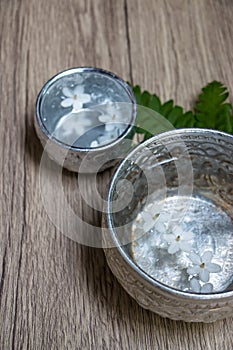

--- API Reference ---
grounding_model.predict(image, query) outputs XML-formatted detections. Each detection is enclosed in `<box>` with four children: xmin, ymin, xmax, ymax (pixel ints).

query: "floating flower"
<box><xmin>54</xmin><ymin>112</ymin><xmax>92</xmax><ymax>142</ymax></box>
<box><xmin>90</xmin><ymin>140</ymin><xmax>99</xmax><ymax>148</ymax></box>
<box><xmin>61</xmin><ymin>85</ymin><xmax>91</xmax><ymax>110</ymax></box>
<box><xmin>90</xmin><ymin>127</ymin><xmax>121</xmax><ymax>147</ymax></box>
<box><xmin>140</xmin><ymin>203</ymin><xmax>166</xmax><ymax>233</ymax></box>
<box><xmin>141</xmin><ymin>211</ymin><xmax>159</xmax><ymax>232</ymax></box>
<box><xmin>190</xmin><ymin>278</ymin><xmax>213</xmax><ymax>293</ymax></box>
<box><xmin>163</xmin><ymin>226</ymin><xmax>194</xmax><ymax>254</ymax></box>
<box><xmin>187</xmin><ymin>251</ymin><xmax>221</xmax><ymax>283</ymax></box>
<box><xmin>98</xmin><ymin>104</ymin><xmax>128</xmax><ymax>131</ymax></box>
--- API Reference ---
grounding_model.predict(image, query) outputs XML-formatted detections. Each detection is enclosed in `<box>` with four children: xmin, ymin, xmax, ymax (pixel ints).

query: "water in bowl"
<box><xmin>130</xmin><ymin>193</ymin><xmax>233</xmax><ymax>294</ymax></box>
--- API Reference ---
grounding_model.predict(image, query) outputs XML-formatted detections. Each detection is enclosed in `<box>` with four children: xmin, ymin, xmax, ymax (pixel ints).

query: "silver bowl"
<box><xmin>35</xmin><ymin>67</ymin><xmax>136</xmax><ymax>173</ymax></box>
<box><xmin>103</xmin><ymin>128</ymin><xmax>233</xmax><ymax>322</ymax></box>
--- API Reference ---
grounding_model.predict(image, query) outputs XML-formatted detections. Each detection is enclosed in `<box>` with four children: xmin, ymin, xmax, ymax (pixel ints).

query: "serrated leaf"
<box><xmin>143</xmin><ymin>131</ymin><xmax>154</xmax><ymax>140</ymax></box>
<box><xmin>140</xmin><ymin>91</ymin><xmax>152</xmax><ymax>106</ymax></box>
<box><xmin>147</xmin><ymin>94</ymin><xmax>161</xmax><ymax>111</ymax></box>
<box><xmin>182</xmin><ymin>111</ymin><xmax>195</xmax><ymax>128</ymax></box>
<box><xmin>132</xmin><ymin>85</ymin><xmax>143</xmax><ymax>105</ymax></box>
<box><xmin>194</xmin><ymin>81</ymin><xmax>233</xmax><ymax>132</ymax></box>
<box><xmin>131</xmin><ymin>84</ymin><xmax>195</xmax><ymax>138</ymax></box>
<box><xmin>159</xmin><ymin>100</ymin><xmax>174</xmax><ymax>117</ymax></box>
<box><xmin>167</xmin><ymin>106</ymin><xmax>183</xmax><ymax>125</ymax></box>
<box><xmin>134</xmin><ymin>126</ymin><xmax>147</xmax><ymax>134</ymax></box>
<box><xmin>130</xmin><ymin>80</ymin><xmax>233</xmax><ymax>140</ymax></box>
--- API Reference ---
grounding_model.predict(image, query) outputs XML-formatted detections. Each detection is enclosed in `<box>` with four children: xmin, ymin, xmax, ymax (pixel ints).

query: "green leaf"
<box><xmin>159</xmin><ymin>100</ymin><xmax>174</xmax><ymax>117</ymax></box>
<box><xmin>181</xmin><ymin>111</ymin><xmax>195</xmax><ymax>128</ymax></box>
<box><xmin>167</xmin><ymin>106</ymin><xmax>183</xmax><ymax>125</ymax></box>
<box><xmin>194</xmin><ymin>81</ymin><xmax>233</xmax><ymax>133</ymax></box>
<box><xmin>147</xmin><ymin>94</ymin><xmax>161</xmax><ymax>110</ymax></box>
<box><xmin>130</xmin><ymin>81</ymin><xmax>233</xmax><ymax>140</ymax></box>
<box><xmin>131</xmin><ymin>85</ymin><xmax>143</xmax><ymax>105</ymax></box>
<box><xmin>131</xmin><ymin>85</ymin><xmax>195</xmax><ymax>139</ymax></box>
<box><xmin>140</xmin><ymin>91</ymin><xmax>152</xmax><ymax>106</ymax></box>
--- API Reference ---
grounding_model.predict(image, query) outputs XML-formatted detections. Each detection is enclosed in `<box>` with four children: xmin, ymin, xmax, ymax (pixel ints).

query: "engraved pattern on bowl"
<box><xmin>103</xmin><ymin>129</ymin><xmax>233</xmax><ymax>322</ymax></box>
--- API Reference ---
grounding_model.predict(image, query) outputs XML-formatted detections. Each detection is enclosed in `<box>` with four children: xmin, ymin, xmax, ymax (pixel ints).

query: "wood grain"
<box><xmin>0</xmin><ymin>0</ymin><xmax>233</xmax><ymax>349</ymax></box>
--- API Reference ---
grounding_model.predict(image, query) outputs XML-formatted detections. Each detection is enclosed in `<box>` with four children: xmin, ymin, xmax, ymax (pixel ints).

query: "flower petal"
<box><xmin>206</xmin><ymin>262</ymin><xmax>221</xmax><ymax>273</ymax></box>
<box><xmin>187</xmin><ymin>266</ymin><xmax>200</xmax><ymax>275</ymax></box>
<box><xmin>62</xmin><ymin>87</ymin><xmax>73</xmax><ymax>97</ymax></box>
<box><xmin>143</xmin><ymin>221</ymin><xmax>154</xmax><ymax>232</ymax></box>
<box><xmin>99</xmin><ymin>114</ymin><xmax>112</xmax><ymax>123</ymax></box>
<box><xmin>184</xmin><ymin>230</ymin><xmax>194</xmax><ymax>240</ymax></box>
<box><xmin>72</xmin><ymin>122</ymin><xmax>85</xmax><ymax>135</ymax></box>
<box><xmin>168</xmin><ymin>243</ymin><xmax>180</xmax><ymax>254</ymax></box>
<box><xmin>98</xmin><ymin>131</ymin><xmax>118</xmax><ymax>145</ymax></box>
<box><xmin>72</xmin><ymin>115</ymin><xmax>92</xmax><ymax>127</ymax></box>
<box><xmin>189</xmin><ymin>252</ymin><xmax>201</xmax><ymax>265</ymax></box>
<box><xmin>190</xmin><ymin>278</ymin><xmax>201</xmax><ymax>293</ymax></box>
<box><xmin>199</xmin><ymin>269</ymin><xmax>209</xmax><ymax>282</ymax></box>
<box><xmin>90</xmin><ymin>140</ymin><xmax>99</xmax><ymax>147</ymax></box>
<box><xmin>142</xmin><ymin>214</ymin><xmax>154</xmax><ymax>231</ymax></box>
<box><xmin>141</xmin><ymin>212</ymin><xmax>152</xmax><ymax>223</ymax></box>
<box><xmin>189</xmin><ymin>253</ymin><xmax>201</xmax><ymax>265</ymax></box>
<box><xmin>155</xmin><ymin>222</ymin><xmax>166</xmax><ymax>233</ymax></box>
<box><xmin>163</xmin><ymin>234</ymin><xmax>174</xmax><ymax>243</ymax></box>
<box><xmin>147</xmin><ymin>203</ymin><xmax>159</xmax><ymax>214</ymax></box>
<box><xmin>61</xmin><ymin>98</ymin><xmax>73</xmax><ymax>107</ymax></box>
<box><xmin>105</xmin><ymin>123</ymin><xmax>117</xmax><ymax>132</ymax></box>
<box><xmin>201</xmin><ymin>283</ymin><xmax>213</xmax><ymax>293</ymax></box>
<box><xmin>78</xmin><ymin>93</ymin><xmax>91</xmax><ymax>104</ymax></box>
<box><xmin>174</xmin><ymin>226</ymin><xmax>182</xmax><ymax>236</ymax></box>
<box><xmin>74</xmin><ymin>85</ymin><xmax>84</xmax><ymax>94</ymax></box>
<box><xmin>116</xmin><ymin>123</ymin><xmax>125</xmax><ymax>131</ymax></box>
<box><xmin>73</xmin><ymin>100</ymin><xmax>83</xmax><ymax>110</ymax></box>
<box><xmin>180</xmin><ymin>241</ymin><xmax>192</xmax><ymax>252</ymax></box>
<box><xmin>114</xmin><ymin>114</ymin><xmax>122</xmax><ymax>123</ymax></box>
<box><xmin>202</xmin><ymin>251</ymin><xmax>213</xmax><ymax>263</ymax></box>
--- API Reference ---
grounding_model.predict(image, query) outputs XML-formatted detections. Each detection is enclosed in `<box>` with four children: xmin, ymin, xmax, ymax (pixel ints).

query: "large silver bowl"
<box><xmin>103</xmin><ymin>129</ymin><xmax>233</xmax><ymax>322</ymax></box>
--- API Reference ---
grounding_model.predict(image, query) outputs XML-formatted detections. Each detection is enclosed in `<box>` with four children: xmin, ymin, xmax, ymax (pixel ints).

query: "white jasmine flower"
<box><xmin>54</xmin><ymin>112</ymin><xmax>92</xmax><ymax>142</ymax></box>
<box><xmin>62</xmin><ymin>118</ymin><xmax>92</xmax><ymax>137</ymax></box>
<box><xmin>90</xmin><ymin>127</ymin><xmax>121</xmax><ymax>147</ymax></box>
<box><xmin>187</xmin><ymin>251</ymin><xmax>221</xmax><ymax>283</ymax></box>
<box><xmin>140</xmin><ymin>203</ymin><xmax>165</xmax><ymax>233</ymax></box>
<box><xmin>141</xmin><ymin>212</ymin><xmax>159</xmax><ymax>232</ymax></box>
<box><xmin>61</xmin><ymin>85</ymin><xmax>91</xmax><ymax>110</ymax></box>
<box><xmin>90</xmin><ymin>140</ymin><xmax>99</xmax><ymax>148</ymax></box>
<box><xmin>163</xmin><ymin>226</ymin><xmax>194</xmax><ymax>254</ymax></box>
<box><xmin>98</xmin><ymin>104</ymin><xmax>127</xmax><ymax>131</ymax></box>
<box><xmin>190</xmin><ymin>278</ymin><xmax>213</xmax><ymax>293</ymax></box>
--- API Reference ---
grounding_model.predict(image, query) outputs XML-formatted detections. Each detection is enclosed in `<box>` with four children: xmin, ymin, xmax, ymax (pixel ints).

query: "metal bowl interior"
<box><xmin>36</xmin><ymin>67</ymin><xmax>137</xmax><ymax>152</ymax></box>
<box><xmin>106</xmin><ymin>128</ymin><xmax>233</xmax><ymax>300</ymax></box>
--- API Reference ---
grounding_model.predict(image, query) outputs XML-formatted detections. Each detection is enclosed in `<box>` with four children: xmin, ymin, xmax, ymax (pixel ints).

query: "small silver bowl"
<box><xmin>35</xmin><ymin>67</ymin><xmax>136</xmax><ymax>173</ymax></box>
<box><xmin>103</xmin><ymin>128</ymin><xmax>233</xmax><ymax>322</ymax></box>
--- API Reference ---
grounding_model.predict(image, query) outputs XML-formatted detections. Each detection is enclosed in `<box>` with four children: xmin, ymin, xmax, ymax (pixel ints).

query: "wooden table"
<box><xmin>1</xmin><ymin>0</ymin><xmax>233</xmax><ymax>348</ymax></box>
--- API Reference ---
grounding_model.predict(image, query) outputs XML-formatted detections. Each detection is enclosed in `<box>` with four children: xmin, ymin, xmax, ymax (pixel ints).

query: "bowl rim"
<box><xmin>35</xmin><ymin>66</ymin><xmax>137</xmax><ymax>152</ymax></box>
<box><xmin>106</xmin><ymin>128</ymin><xmax>233</xmax><ymax>300</ymax></box>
